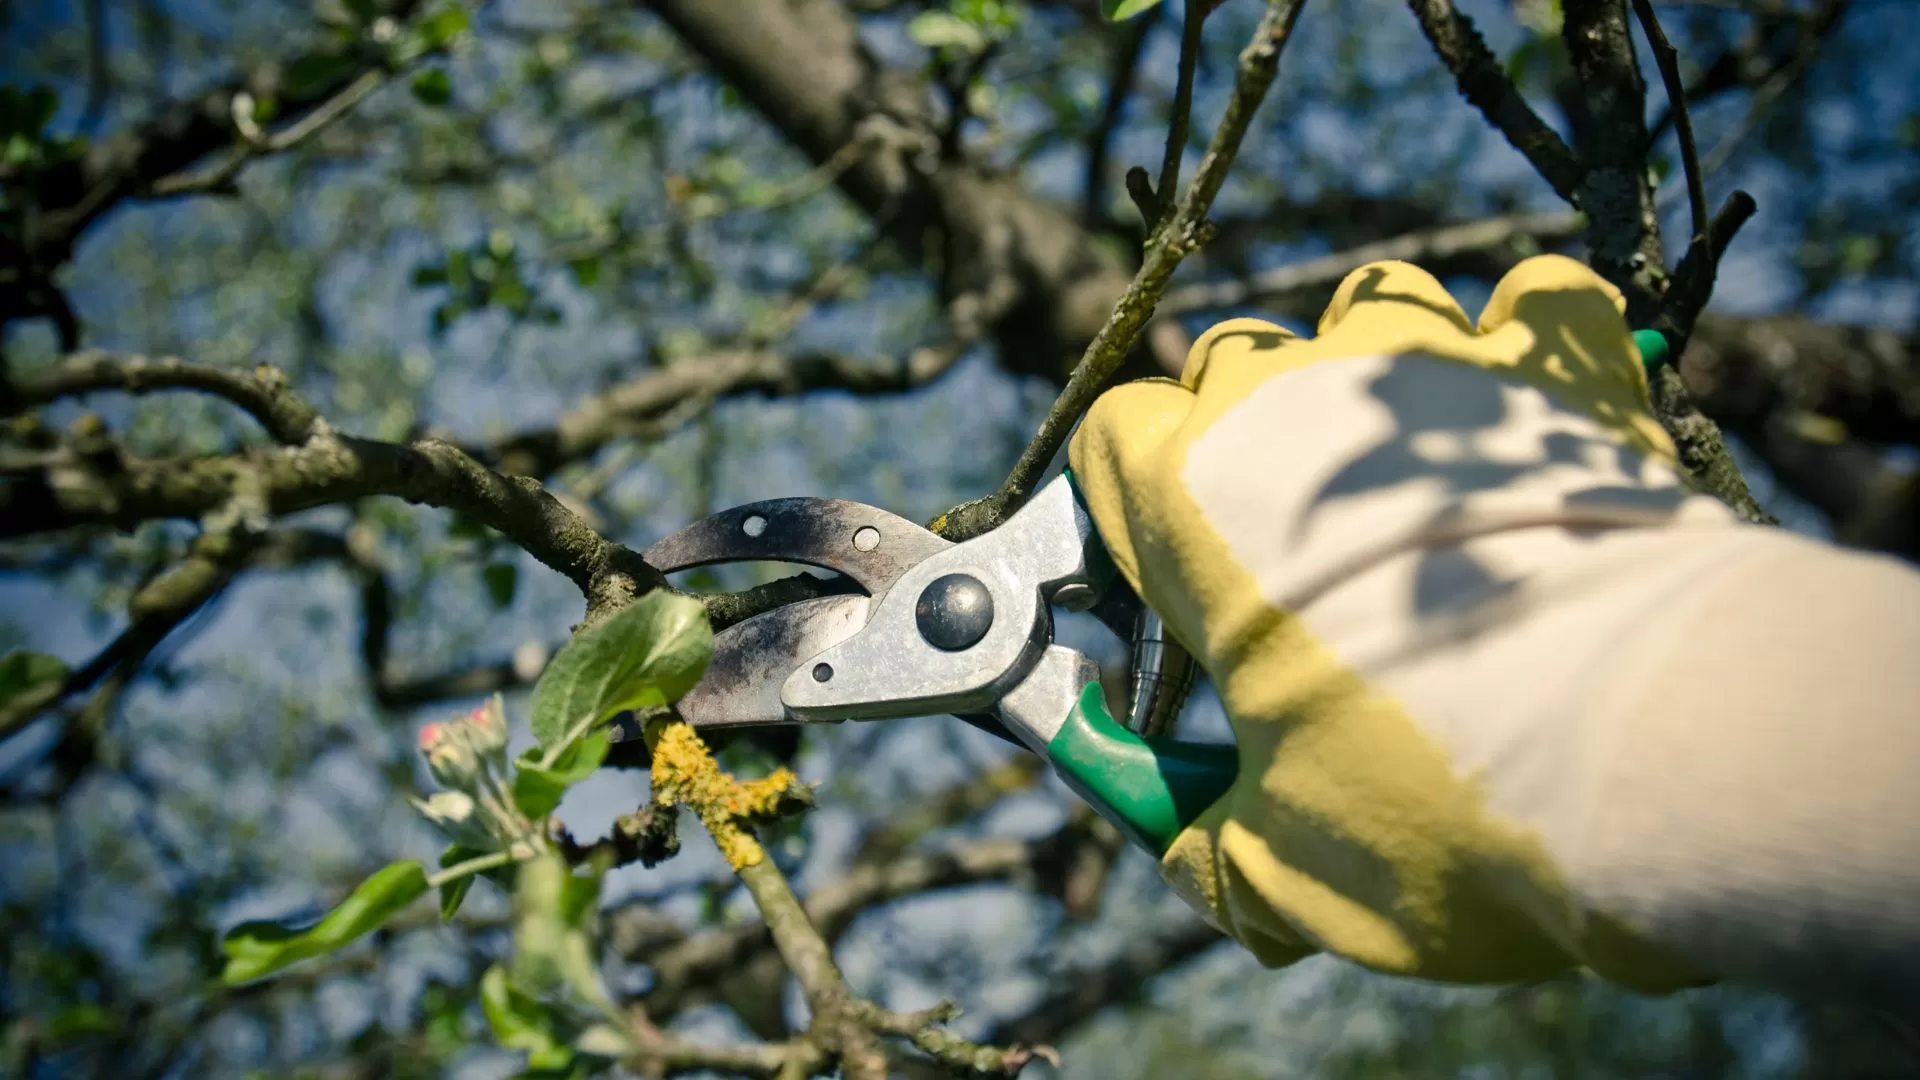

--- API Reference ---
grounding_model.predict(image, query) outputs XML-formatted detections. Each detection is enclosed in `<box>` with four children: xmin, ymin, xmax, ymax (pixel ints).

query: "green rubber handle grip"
<box><xmin>1045</xmin><ymin>681</ymin><xmax>1238</xmax><ymax>855</ymax></box>
<box><xmin>1633</xmin><ymin>328</ymin><xmax>1671</xmax><ymax>374</ymax></box>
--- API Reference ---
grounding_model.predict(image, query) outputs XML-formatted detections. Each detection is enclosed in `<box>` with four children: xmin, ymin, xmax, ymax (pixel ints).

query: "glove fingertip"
<box><xmin>1181</xmin><ymin>317</ymin><xmax>1299</xmax><ymax>389</ymax></box>
<box><xmin>1319</xmin><ymin>260</ymin><xmax>1474</xmax><ymax>338</ymax></box>
<box><xmin>1478</xmin><ymin>254</ymin><xmax>1629</xmax><ymax>335</ymax></box>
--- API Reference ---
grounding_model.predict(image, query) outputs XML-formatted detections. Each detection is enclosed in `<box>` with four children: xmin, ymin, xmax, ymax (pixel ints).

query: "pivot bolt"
<box><xmin>915</xmin><ymin>573</ymin><xmax>994</xmax><ymax>651</ymax></box>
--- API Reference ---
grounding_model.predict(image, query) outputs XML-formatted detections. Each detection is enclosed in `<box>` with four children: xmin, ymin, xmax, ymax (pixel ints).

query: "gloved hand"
<box><xmin>1068</xmin><ymin>255</ymin><xmax>1920</xmax><ymax>999</ymax></box>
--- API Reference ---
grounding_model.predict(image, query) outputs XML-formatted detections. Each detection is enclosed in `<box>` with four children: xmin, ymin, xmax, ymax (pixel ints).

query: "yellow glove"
<box><xmin>1069</xmin><ymin>255</ymin><xmax>1742</xmax><ymax>988</ymax></box>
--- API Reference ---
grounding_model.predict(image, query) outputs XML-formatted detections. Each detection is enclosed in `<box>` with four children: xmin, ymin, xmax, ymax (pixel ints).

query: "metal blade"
<box><xmin>779</xmin><ymin>474</ymin><xmax>1100</xmax><ymax>722</ymax></box>
<box><xmin>643</xmin><ymin>498</ymin><xmax>951</xmax><ymax>597</ymax></box>
<box><xmin>675</xmin><ymin>594</ymin><xmax>871</xmax><ymax>729</ymax></box>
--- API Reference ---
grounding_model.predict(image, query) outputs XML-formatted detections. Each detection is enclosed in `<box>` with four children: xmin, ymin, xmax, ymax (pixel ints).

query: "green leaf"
<box><xmin>479</xmin><ymin>964</ymin><xmax>576</xmax><ymax>1071</ymax></box>
<box><xmin>0</xmin><ymin>650</ymin><xmax>68</xmax><ymax>709</ymax></box>
<box><xmin>411</xmin><ymin>69</ymin><xmax>454</xmax><ymax>106</ymax></box>
<box><xmin>483</xmin><ymin>561</ymin><xmax>518</xmax><ymax>608</ymax></box>
<box><xmin>286</xmin><ymin>53</ymin><xmax>359</xmax><ymax>98</ymax></box>
<box><xmin>42</xmin><ymin>1004</ymin><xmax>115</xmax><ymax>1044</ymax></box>
<box><xmin>1102</xmin><ymin>0</ymin><xmax>1165</xmax><ymax>20</ymax></box>
<box><xmin>512</xmin><ymin>851</ymin><xmax>613</xmax><ymax>1012</ymax></box>
<box><xmin>1840</xmin><ymin>234</ymin><xmax>1883</xmax><ymax>274</ymax></box>
<box><xmin>567</xmin><ymin>257</ymin><xmax>601</xmax><ymax>288</ymax></box>
<box><xmin>220</xmin><ymin>861</ymin><xmax>428</xmax><ymax>984</ymax></box>
<box><xmin>437</xmin><ymin>843</ymin><xmax>482</xmax><ymax>920</ymax></box>
<box><xmin>511</xmin><ymin>730</ymin><xmax>610</xmax><ymax>820</ymax></box>
<box><xmin>417</xmin><ymin>2</ymin><xmax>473</xmax><ymax>48</ymax></box>
<box><xmin>343</xmin><ymin>0</ymin><xmax>381</xmax><ymax>25</ymax></box>
<box><xmin>447</xmin><ymin>513</ymin><xmax>491</xmax><ymax>541</ymax></box>
<box><xmin>528</xmin><ymin>591</ymin><xmax>712</xmax><ymax>748</ymax></box>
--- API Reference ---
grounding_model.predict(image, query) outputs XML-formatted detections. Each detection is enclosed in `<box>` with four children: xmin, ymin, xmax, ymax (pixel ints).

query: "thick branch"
<box><xmin>2</xmin><ymin>388</ymin><xmax>661</xmax><ymax>617</ymax></box>
<box><xmin>1562</xmin><ymin>0</ymin><xmax>1666</xmax><ymax>310</ymax></box>
<box><xmin>1687</xmin><ymin>314</ymin><xmax>1920</xmax><ymax>449</ymax></box>
<box><xmin>641</xmin><ymin>0</ymin><xmax>1134</xmax><ymax>382</ymax></box>
<box><xmin>1406</xmin><ymin>0</ymin><xmax>1584</xmax><ymax>201</ymax></box>
<box><xmin>1552</xmin><ymin>2</ymin><xmax>1770</xmax><ymax>522</ymax></box>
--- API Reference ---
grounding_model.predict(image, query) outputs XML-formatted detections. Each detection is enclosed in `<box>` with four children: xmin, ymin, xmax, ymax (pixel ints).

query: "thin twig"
<box><xmin>1631</xmin><ymin>0</ymin><xmax>1709</xmax><ymax>244</ymax></box>
<box><xmin>1658</xmin><ymin>189</ymin><xmax>1760</xmax><ymax>345</ymax></box>
<box><xmin>1153</xmin><ymin>0</ymin><xmax>1215</xmax><ymax>232</ymax></box>
<box><xmin>934</xmin><ymin>0</ymin><xmax>1310</xmax><ymax>541</ymax></box>
<box><xmin>1084</xmin><ymin>8</ymin><xmax>1159</xmax><ymax>223</ymax></box>
<box><xmin>624</xmin><ymin>1005</ymin><xmax>826</xmax><ymax>1079</ymax></box>
<box><xmin>148</xmin><ymin>70</ymin><xmax>387</xmax><ymax>197</ymax></box>
<box><xmin>0</xmin><ymin>522</ymin><xmax>258</xmax><ymax>741</ymax></box>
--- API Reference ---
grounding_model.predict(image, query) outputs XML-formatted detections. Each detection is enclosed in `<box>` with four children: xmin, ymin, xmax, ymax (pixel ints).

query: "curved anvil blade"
<box><xmin>675</xmin><ymin>594</ymin><xmax>871</xmax><ymax>729</ymax></box>
<box><xmin>642</xmin><ymin>497</ymin><xmax>951</xmax><ymax>597</ymax></box>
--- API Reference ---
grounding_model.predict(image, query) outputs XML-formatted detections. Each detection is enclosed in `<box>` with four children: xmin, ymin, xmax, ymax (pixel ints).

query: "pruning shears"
<box><xmin>625</xmin><ymin>473</ymin><xmax>1240</xmax><ymax>855</ymax></box>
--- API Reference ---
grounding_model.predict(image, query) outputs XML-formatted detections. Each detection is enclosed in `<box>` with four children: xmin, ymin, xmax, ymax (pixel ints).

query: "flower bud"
<box><xmin>466</xmin><ymin>694</ymin><xmax>509</xmax><ymax>763</ymax></box>
<box><xmin>419</xmin><ymin>719</ymin><xmax>484</xmax><ymax>791</ymax></box>
<box><xmin>410</xmin><ymin>790</ymin><xmax>497</xmax><ymax>850</ymax></box>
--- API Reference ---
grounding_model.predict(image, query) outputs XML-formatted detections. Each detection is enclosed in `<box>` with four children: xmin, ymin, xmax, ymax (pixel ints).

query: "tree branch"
<box><xmin>639</xmin><ymin>720</ymin><xmax>1044</xmax><ymax>1078</ymax></box>
<box><xmin>6</xmin><ymin>351</ymin><xmax>324</xmax><ymax>444</ymax></box>
<box><xmin>147</xmin><ymin>70</ymin><xmax>388</xmax><ymax>198</ymax></box>
<box><xmin>1557</xmin><ymin>0</ymin><xmax>1771</xmax><ymax>523</ymax></box>
<box><xmin>14</xmin><ymin>3</ymin><xmax>430</xmax><ymax>258</ymax></box>
<box><xmin>986</xmin><ymin>916</ymin><xmax>1225</xmax><ymax>1047</ymax></box>
<box><xmin>622</xmin><ymin>1009</ymin><xmax>825</xmax><ymax>1079</ymax></box>
<box><xmin>486</xmin><ymin>341</ymin><xmax>966</xmax><ymax>479</ymax></box>
<box><xmin>1147</xmin><ymin>0</ymin><xmax>1220</xmax><ymax>230</ymax></box>
<box><xmin>1160</xmin><ymin>209</ymin><xmax>1586</xmax><ymax>316</ymax></box>
<box><xmin>1406</xmin><ymin>0</ymin><xmax>1584</xmax><ymax>202</ymax></box>
<box><xmin>617</xmin><ymin>806</ymin><xmax>1120</xmax><ymax>1025</ymax></box>
<box><xmin>1</xmin><ymin>360</ymin><xmax>662</xmax><ymax>620</ymax></box>
<box><xmin>1562</xmin><ymin>0</ymin><xmax>1666</xmax><ymax>309</ymax></box>
<box><xmin>641</xmin><ymin>0</ymin><xmax>1135</xmax><ymax>382</ymax></box>
<box><xmin>1084</xmin><ymin>8</ymin><xmax>1159</xmax><ymax>225</ymax></box>
<box><xmin>1631</xmin><ymin>0</ymin><xmax>1708</xmax><ymax>243</ymax></box>
<box><xmin>935</xmin><ymin>0</ymin><xmax>1310</xmax><ymax>540</ymax></box>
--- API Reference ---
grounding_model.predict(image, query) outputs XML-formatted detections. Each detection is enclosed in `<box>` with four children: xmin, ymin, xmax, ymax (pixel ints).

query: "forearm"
<box><xmin>1338</xmin><ymin>519</ymin><xmax>1920</xmax><ymax>1002</ymax></box>
<box><xmin>1574</xmin><ymin>528</ymin><xmax>1920</xmax><ymax>1004</ymax></box>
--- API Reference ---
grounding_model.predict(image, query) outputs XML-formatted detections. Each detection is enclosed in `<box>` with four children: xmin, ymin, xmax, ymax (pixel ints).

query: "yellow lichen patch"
<box><xmin>728</xmin><ymin>768</ymin><xmax>799</xmax><ymax>818</ymax></box>
<box><xmin>644</xmin><ymin>720</ymin><xmax>800</xmax><ymax>871</ymax></box>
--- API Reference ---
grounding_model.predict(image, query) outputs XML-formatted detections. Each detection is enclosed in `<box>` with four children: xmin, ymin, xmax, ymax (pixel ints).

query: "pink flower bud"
<box><xmin>420</xmin><ymin>719</ymin><xmax>483</xmax><ymax>791</ymax></box>
<box><xmin>466</xmin><ymin>694</ymin><xmax>509</xmax><ymax>760</ymax></box>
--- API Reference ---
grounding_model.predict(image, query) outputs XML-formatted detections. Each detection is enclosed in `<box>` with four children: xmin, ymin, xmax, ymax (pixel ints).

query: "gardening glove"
<box><xmin>1067</xmin><ymin>255</ymin><xmax>1920</xmax><ymax>1002</ymax></box>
